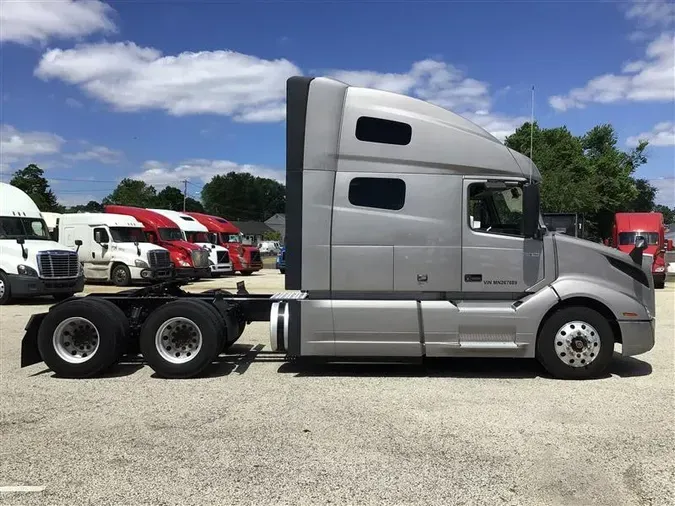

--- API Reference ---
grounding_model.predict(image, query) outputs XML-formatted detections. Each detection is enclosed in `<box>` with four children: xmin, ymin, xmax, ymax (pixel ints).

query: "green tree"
<box><xmin>67</xmin><ymin>200</ymin><xmax>103</xmax><ymax>213</ymax></box>
<box><xmin>655</xmin><ymin>204</ymin><xmax>675</xmax><ymax>225</ymax></box>
<box><xmin>504</xmin><ymin>123</ymin><xmax>650</xmax><ymax>240</ymax></box>
<box><xmin>627</xmin><ymin>179</ymin><xmax>658</xmax><ymax>212</ymax></box>
<box><xmin>201</xmin><ymin>171</ymin><xmax>285</xmax><ymax>221</ymax></box>
<box><xmin>153</xmin><ymin>186</ymin><xmax>205</xmax><ymax>212</ymax></box>
<box><xmin>102</xmin><ymin>178</ymin><xmax>157</xmax><ymax>207</ymax></box>
<box><xmin>9</xmin><ymin>164</ymin><xmax>64</xmax><ymax>212</ymax></box>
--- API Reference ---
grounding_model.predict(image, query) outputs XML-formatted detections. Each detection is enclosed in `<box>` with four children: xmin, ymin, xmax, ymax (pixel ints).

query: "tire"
<box><xmin>111</xmin><ymin>264</ymin><xmax>131</xmax><ymax>287</ymax></box>
<box><xmin>239</xmin><ymin>271</ymin><xmax>253</xmax><ymax>276</ymax></box>
<box><xmin>37</xmin><ymin>299</ymin><xmax>121</xmax><ymax>378</ymax></box>
<box><xmin>180</xmin><ymin>299</ymin><xmax>227</xmax><ymax>352</ymax></box>
<box><xmin>0</xmin><ymin>271</ymin><xmax>12</xmax><ymax>305</ymax></box>
<box><xmin>139</xmin><ymin>300</ymin><xmax>221</xmax><ymax>378</ymax></box>
<box><xmin>536</xmin><ymin>306</ymin><xmax>615</xmax><ymax>380</ymax></box>
<box><xmin>82</xmin><ymin>297</ymin><xmax>130</xmax><ymax>358</ymax></box>
<box><xmin>654</xmin><ymin>279</ymin><xmax>665</xmax><ymax>289</ymax></box>
<box><xmin>279</xmin><ymin>269</ymin><xmax>285</xmax><ymax>274</ymax></box>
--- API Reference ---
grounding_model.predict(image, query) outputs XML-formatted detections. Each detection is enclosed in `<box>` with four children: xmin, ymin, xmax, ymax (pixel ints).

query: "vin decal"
<box><xmin>484</xmin><ymin>280</ymin><xmax>518</xmax><ymax>285</ymax></box>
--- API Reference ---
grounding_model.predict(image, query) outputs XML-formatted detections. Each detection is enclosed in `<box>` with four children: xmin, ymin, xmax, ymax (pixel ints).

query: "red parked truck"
<box><xmin>105</xmin><ymin>205</ymin><xmax>211</xmax><ymax>279</ymax></box>
<box><xmin>612</xmin><ymin>212</ymin><xmax>672</xmax><ymax>289</ymax></box>
<box><xmin>185</xmin><ymin>212</ymin><xmax>263</xmax><ymax>275</ymax></box>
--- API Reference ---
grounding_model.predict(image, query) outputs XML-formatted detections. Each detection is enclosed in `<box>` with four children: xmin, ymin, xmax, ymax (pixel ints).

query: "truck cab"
<box><xmin>274</xmin><ymin>75</ymin><xmax>656</xmax><ymax>379</ymax></box>
<box><xmin>185</xmin><ymin>212</ymin><xmax>263</xmax><ymax>276</ymax></box>
<box><xmin>56</xmin><ymin>213</ymin><xmax>174</xmax><ymax>286</ymax></box>
<box><xmin>612</xmin><ymin>212</ymin><xmax>670</xmax><ymax>288</ymax></box>
<box><xmin>104</xmin><ymin>205</ymin><xmax>210</xmax><ymax>279</ymax></box>
<box><xmin>148</xmin><ymin>209</ymin><xmax>232</xmax><ymax>277</ymax></box>
<box><xmin>0</xmin><ymin>182</ymin><xmax>85</xmax><ymax>304</ymax></box>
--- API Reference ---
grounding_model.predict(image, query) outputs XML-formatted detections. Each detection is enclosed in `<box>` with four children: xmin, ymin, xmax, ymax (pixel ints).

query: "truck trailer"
<box><xmin>20</xmin><ymin>76</ymin><xmax>656</xmax><ymax>380</ymax></box>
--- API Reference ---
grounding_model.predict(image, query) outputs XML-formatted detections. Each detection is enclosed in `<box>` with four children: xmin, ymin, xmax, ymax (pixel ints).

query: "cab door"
<box><xmin>461</xmin><ymin>178</ymin><xmax>544</xmax><ymax>294</ymax></box>
<box><xmin>87</xmin><ymin>227</ymin><xmax>111</xmax><ymax>279</ymax></box>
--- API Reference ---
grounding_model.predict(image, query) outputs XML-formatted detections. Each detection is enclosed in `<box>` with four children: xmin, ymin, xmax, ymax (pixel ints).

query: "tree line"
<box><xmin>6</xmin><ymin>120</ymin><xmax>675</xmax><ymax>237</ymax></box>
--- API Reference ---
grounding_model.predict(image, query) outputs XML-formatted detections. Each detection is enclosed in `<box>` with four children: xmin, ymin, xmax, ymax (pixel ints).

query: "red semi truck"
<box><xmin>105</xmin><ymin>205</ymin><xmax>211</xmax><ymax>279</ymax></box>
<box><xmin>612</xmin><ymin>212</ymin><xmax>672</xmax><ymax>289</ymax></box>
<box><xmin>185</xmin><ymin>212</ymin><xmax>263</xmax><ymax>276</ymax></box>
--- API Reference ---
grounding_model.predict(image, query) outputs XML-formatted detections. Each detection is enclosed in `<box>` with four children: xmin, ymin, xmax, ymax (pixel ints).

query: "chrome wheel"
<box><xmin>52</xmin><ymin>317</ymin><xmax>100</xmax><ymax>364</ymax></box>
<box><xmin>554</xmin><ymin>320</ymin><xmax>601</xmax><ymax>367</ymax></box>
<box><xmin>0</xmin><ymin>279</ymin><xmax>5</xmax><ymax>299</ymax></box>
<box><xmin>155</xmin><ymin>317</ymin><xmax>202</xmax><ymax>364</ymax></box>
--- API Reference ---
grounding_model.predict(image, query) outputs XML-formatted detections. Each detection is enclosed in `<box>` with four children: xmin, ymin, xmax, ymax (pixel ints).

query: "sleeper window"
<box><xmin>355</xmin><ymin>117</ymin><xmax>412</xmax><ymax>146</ymax></box>
<box><xmin>468</xmin><ymin>183</ymin><xmax>524</xmax><ymax>236</ymax></box>
<box><xmin>348</xmin><ymin>177</ymin><xmax>406</xmax><ymax>211</ymax></box>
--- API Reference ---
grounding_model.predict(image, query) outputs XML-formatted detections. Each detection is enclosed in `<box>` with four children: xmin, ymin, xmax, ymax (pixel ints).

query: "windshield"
<box><xmin>109</xmin><ymin>227</ymin><xmax>146</xmax><ymax>243</ymax></box>
<box><xmin>186</xmin><ymin>231</ymin><xmax>210</xmax><ymax>243</ymax></box>
<box><xmin>158</xmin><ymin>228</ymin><xmax>185</xmax><ymax>241</ymax></box>
<box><xmin>220</xmin><ymin>233</ymin><xmax>242</xmax><ymax>243</ymax></box>
<box><xmin>0</xmin><ymin>217</ymin><xmax>51</xmax><ymax>240</ymax></box>
<box><xmin>618</xmin><ymin>232</ymin><xmax>659</xmax><ymax>246</ymax></box>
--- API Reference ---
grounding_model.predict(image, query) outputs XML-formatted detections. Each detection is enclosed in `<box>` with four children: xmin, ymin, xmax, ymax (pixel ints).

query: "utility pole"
<box><xmin>182</xmin><ymin>179</ymin><xmax>188</xmax><ymax>211</ymax></box>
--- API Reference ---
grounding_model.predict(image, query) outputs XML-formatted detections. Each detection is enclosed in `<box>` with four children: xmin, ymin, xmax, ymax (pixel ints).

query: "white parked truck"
<box><xmin>56</xmin><ymin>213</ymin><xmax>174</xmax><ymax>286</ymax></box>
<box><xmin>148</xmin><ymin>208</ymin><xmax>232</xmax><ymax>277</ymax></box>
<box><xmin>0</xmin><ymin>182</ymin><xmax>84</xmax><ymax>305</ymax></box>
<box><xmin>20</xmin><ymin>76</ymin><xmax>656</xmax><ymax>380</ymax></box>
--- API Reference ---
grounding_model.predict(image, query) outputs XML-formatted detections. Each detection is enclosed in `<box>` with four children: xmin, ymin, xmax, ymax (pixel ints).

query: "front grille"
<box><xmin>217</xmin><ymin>250</ymin><xmax>230</xmax><ymax>264</ymax></box>
<box><xmin>37</xmin><ymin>251</ymin><xmax>79</xmax><ymax>279</ymax></box>
<box><xmin>250</xmin><ymin>250</ymin><xmax>261</xmax><ymax>263</ymax></box>
<box><xmin>191</xmin><ymin>249</ymin><xmax>210</xmax><ymax>268</ymax></box>
<box><xmin>148</xmin><ymin>249</ymin><xmax>172</xmax><ymax>268</ymax></box>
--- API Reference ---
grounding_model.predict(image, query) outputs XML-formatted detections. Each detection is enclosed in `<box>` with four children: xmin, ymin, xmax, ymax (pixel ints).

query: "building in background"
<box><xmin>265</xmin><ymin>213</ymin><xmax>285</xmax><ymax>240</ymax></box>
<box><xmin>230</xmin><ymin>221</ymin><xmax>275</xmax><ymax>246</ymax></box>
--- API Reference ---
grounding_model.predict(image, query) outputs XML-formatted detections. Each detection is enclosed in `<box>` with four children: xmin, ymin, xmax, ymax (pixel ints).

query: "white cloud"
<box><xmin>651</xmin><ymin>177</ymin><xmax>675</xmax><ymax>207</ymax></box>
<box><xmin>0</xmin><ymin>124</ymin><xmax>65</xmax><ymax>162</ymax></box>
<box><xmin>627</xmin><ymin>121</ymin><xmax>675</xmax><ymax>147</ymax></box>
<box><xmin>328</xmin><ymin>59</ymin><xmax>491</xmax><ymax>112</ymax></box>
<box><xmin>65</xmin><ymin>97</ymin><xmax>83</xmax><ymax>108</ymax></box>
<box><xmin>35</xmin><ymin>41</ymin><xmax>303</xmax><ymax>121</ymax></box>
<box><xmin>0</xmin><ymin>0</ymin><xmax>116</xmax><ymax>45</ymax></box>
<box><xmin>624</xmin><ymin>0</ymin><xmax>675</xmax><ymax>29</ymax></box>
<box><xmin>549</xmin><ymin>32</ymin><xmax>675</xmax><ymax>111</ymax></box>
<box><xmin>65</xmin><ymin>143</ymin><xmax>124</xmax><ymax>164</ymax></box>
<box><xmin>130</xmin><ymin>159</ymin><xmax>284</xmax><ymax>190</ymax></box>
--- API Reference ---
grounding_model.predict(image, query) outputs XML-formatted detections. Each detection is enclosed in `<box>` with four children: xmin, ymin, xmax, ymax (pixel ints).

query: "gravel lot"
<box><xmin>1</xmin><ymin>271</ymin><xmax>673</xmax><ymax>506</ymax></box>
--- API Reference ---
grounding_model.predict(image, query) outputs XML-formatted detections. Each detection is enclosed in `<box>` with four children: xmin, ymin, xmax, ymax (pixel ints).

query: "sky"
<box><xmin>0</xmin><ymin>0</ymin><xmax>674</xmax><ymax>207</ymax></box>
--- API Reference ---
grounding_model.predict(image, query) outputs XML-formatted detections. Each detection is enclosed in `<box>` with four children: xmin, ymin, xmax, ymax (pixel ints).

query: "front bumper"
<box><xmin>174</xmin><ymin>267</ymin><xmax>211</xmax><ymax>278</ymax></box>
<box><xmin>130</xmin><ymin>266</ymin><xmax>174</xmax><ymax>281</ymax></box>
<box><xmin>619</xmin><ymin>319</ymin><xmax>655</xmax><ymax>357</ymax></box>
<box><xmin>8</xmin><ymin>273</ymin><xmax>85</xmax><ymax>297</ymax></box>
<box><xmin>210</xmin><ymin>263</ymin><xmax>233</xmax><ymax>274</ymax></box>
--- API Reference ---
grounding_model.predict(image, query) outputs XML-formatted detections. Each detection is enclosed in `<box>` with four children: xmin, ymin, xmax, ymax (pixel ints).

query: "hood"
<box><xmin>0</xmin><ymin>239</ymin><xmax>77</xmax><ymax>272</ymax></box>
<box><xmin>162</xmin><ymin>240</ymin><xmax>203</xmax><ymax>253</ymax></box>
<box><xmin>554</xmin><ymin>233</ymin><xmax>655</xmax><ymax>316</ymax></box>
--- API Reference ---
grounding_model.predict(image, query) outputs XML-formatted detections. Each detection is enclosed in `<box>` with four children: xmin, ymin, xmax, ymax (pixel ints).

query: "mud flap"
<box><xmin>21</xmin><ymin>313</ymin><xmax>47</xmax><ymax>368</ymax></box>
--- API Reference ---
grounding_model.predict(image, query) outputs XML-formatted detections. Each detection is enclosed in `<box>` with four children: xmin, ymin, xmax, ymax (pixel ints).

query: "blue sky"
<box><xmin>1</xmin><ymin>0</ymin><xmax>673</xmax><ymax>206</ymax></box>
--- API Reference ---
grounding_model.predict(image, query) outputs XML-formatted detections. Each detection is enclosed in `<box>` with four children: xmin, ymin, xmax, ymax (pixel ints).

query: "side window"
<box><xmin>468</xmin><ymin>183</ymin><xmax>524</xmax><ymax>236</ymax></box>
<box><xmin>93</xmin><ymin>227</ymin><xmax>109</xmax><ymax>243</ymax></box>
<box><xmin>355</xmin><ymin>116</ymin><xmax>412</xmax><ymax>146</ymax></box>
<box><xmin>348</xmin><ymin>177</ymin><xmax>406</xmax><ymax>211</ymax></box>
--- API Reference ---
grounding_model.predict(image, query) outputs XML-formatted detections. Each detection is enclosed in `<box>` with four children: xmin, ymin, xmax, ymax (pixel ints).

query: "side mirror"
<box><xmin>667</xmin><ymin>239</ymin><xmax>673</xmax><ymax>251</ymax></box>
<box><xmin>629</xmin><ymin>235</ymin><xmax>647</xmax><ymax>265</ymax></box>
<box><xmin>522</xmin><ymin>183</ymin><xmax>542</xmax><ymax>239</ymax></box>
<box><xmin>75</xmin><ymin>239</ymin><xmax>83</xmax><ymax>253</ymax></box>
<box><xmin>16</xmin><ymin>237</ymin><xmax>27</xmax><ymax>259</ymax></box>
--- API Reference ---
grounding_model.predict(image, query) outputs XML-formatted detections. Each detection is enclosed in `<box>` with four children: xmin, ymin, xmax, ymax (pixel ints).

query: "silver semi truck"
<box><xmin>20</xmin><ymin>76</ymin><xmax>656</xmax><ymax>380</ymax></box>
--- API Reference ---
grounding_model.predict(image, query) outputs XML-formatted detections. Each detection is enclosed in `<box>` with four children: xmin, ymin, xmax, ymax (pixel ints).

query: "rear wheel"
<box><xmin>84</xmin><ymin>298</ymin><xmax>130</xmax><ymax>358</ymax></box>
<box><xmin>139</xmin><ymin>300</ymin><xmax>220</xmax><ymax>378</ymax></box>
<box><xmin>536</xmin><ymin>306</ymin><xmax>615</xmax><ymax>380</ymax></box>
<box><xmin>37</xmin><ymin>299</ymin><xmax>121</xmax><ymax>378</ymax></box>
<box><xmin>111</xmin><ymin>264</ymin><xmax>131</xmax><ymax>287</ymax></box>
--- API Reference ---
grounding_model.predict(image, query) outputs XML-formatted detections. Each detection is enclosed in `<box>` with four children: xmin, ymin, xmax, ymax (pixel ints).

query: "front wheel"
<box><xmin>0</xmin><ymin>272</ymin><xmax>12</xmax><ymax>305</ymax></box>
<box><xmin>239</xmin><ymin>271</ymin><xmax>253</xmax><ymax>276</ymax></box>
<box><xmin>111</xmin><ymin>264</ymin><xmax>131</xmax><ymax>287</ymax></box>
<box><xmin>536</xmin><ymin>306</ymin><xmax>615</xmax><ymax>380</ymax></box>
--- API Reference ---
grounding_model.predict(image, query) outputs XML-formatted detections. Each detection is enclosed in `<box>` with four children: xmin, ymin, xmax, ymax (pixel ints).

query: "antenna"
<box><xmin>529</xmin><ymin>85</ymin><xmax>535</xmax><ymax>184</ymax></box>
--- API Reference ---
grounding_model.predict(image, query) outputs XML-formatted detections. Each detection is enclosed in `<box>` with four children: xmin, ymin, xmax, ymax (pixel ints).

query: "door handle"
<box><xmin>92</xmin><ymin>252</ymin><xmax>95</xmax><ymax>259</ymax></box>
<box><xmin>417</xmin><ymin>274</ymin><xmax>428</xmax><ymax>283</ymax></box>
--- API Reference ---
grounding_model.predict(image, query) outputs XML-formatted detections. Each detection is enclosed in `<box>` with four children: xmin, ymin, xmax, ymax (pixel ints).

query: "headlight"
<box><xmin>177</xmin><ymin>259</ymin><xmax>191</xmax><ymax>267</ymax></box>
<box><xmin>135</xmin><ymin>259</ymin><xmax>149</xmax><ymax>268</ymax></box>
<box><xmin>17</xmin><ymin>265</ymin><xmax>38</xmax><ymax>277</ymax></box>
<box><xmin>655</xmin><ymin>266</ymin><xmax>665</xmax><ymax>272</ymax></box>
